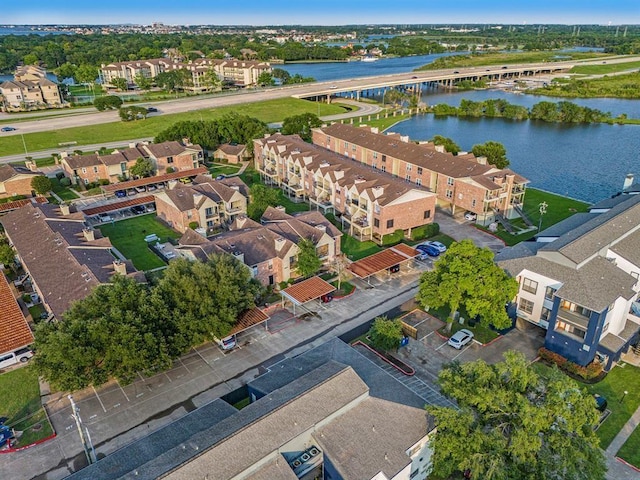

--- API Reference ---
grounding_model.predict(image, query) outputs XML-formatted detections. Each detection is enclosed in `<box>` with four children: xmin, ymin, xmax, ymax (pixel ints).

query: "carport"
<box><xmin>82</xmin><ymin>195</ymin><xmax>155</xmax><ymax>217</ymax></box>
<box><xmin>101</xmin><ymin>166</ymin><xmax>208</xmax><ymax>195</ymax></box>
<box><xmin>224</xmin><ymin>307</ymin><xmax>271</xmax><ymax>342</ymax></box>
<box><xmin>280</xmin><ymin>276</ymin><xmax>336</xmax><ymax>315</ymax></box>
<box><xmin>348</xmin><ymin>244</ymin><xmax>419</xmax><ymax>285</ymax></box>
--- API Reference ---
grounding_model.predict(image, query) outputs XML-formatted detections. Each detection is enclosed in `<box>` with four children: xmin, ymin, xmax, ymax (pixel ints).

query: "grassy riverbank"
<box><xmin>569</xmin><ymin>60</ymin><xmax>640</xmax><ymax>75</ymax></box>
<box><xmin>0</xmin><ymin>98</ymin><xmax>347</xmax><ymax>157</ymax></box>
<box><xmin>415</xmin><ymin>51</ymin><xmax>608</xmax><ymax>71</ymax></box>
<box><xmin>530</xmin><ymin>71</ymin><xmax>640</xmax><ymax>99</ymax></box>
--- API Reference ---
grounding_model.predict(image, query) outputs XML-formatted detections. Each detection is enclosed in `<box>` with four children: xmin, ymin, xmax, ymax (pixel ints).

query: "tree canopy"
<box><xmin>94</xmin><ymin>95</ymin><xmax>123</xmax><ymax>111</ymax></box>
<box><xmin>427</xmin><ymin>352</ymin><xmax>606</xmax><ymax>480</ymax></box>
<box><xmin>431</xmin><ymin>135</ymin><xmax>461</xmax><ymax>155</ymax></box>
<box><xmin>417</xmin><ymin>240</ymin><xmax>517</xmax><ymax>331</ymax></box>
<box><xmin>471</xmin><ymin>141</ymin><xmax>510</xmax><ymax>169</ymax></box>
<box><xmin>296</xmin><ymin>238</ymin><xmax>321</xmax><ymax>278</ymax></box>
<box><xmin>130</xmin><ymin>157</ymin><xmax>155</xmax><ymax>178</ymax></box>
<box><xmin>33</xmin><ymin>255</ymin><xmax>262</xmax><ymax>390</ymax></box>
<box><xmin>30</xmin><ymin>175</ymin><xmax>53</xmax><ymax>195</ymax></box>
<box><xmin>247</xmin><ymin>184</ymin><xmax>282</xmax><ymax>220</ymax></box>
<box><xmin>368</xmin><ymin>316</ymin><xmax>404</xmax><ymax>352</ymax></box>
<box><xmin>281</xmin><ymin>113</ymin><xmax>323</xmax><ymax>142</ymax></box>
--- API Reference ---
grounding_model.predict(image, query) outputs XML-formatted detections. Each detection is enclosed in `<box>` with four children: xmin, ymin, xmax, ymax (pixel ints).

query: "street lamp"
<box><xmin>620</xmin><ymin>390</ymin><xmax>629</xmax><ymax>403</ymax></box>
<box><xmin>538</xmin><ymin>201</ymin><xmax>548</xmax><ymax>231</ymax></box>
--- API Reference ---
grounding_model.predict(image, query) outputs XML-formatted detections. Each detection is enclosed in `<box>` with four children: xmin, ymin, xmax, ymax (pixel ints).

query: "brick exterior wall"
<box><xmin>155</xmin><ymin>195</ymin><xmax>193</xmax><ymax>232</ymax></box>
<box><xmin>61</xmin><ymin>161</ymin><xmax>109</xmax><ymax>185</ymax></box>
<box><xmin>0</xmin><ymin>175</ymin><xmax>38</xmax><ymax>197</ymax></box>
<box><xmin>156</xmin><ymin>152</ymin><xmax>200</xmax><ymax>173</ymax></box>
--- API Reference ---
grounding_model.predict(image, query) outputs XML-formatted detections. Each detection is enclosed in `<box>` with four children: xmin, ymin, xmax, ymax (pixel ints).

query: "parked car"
<box><xmin>98</xmin><ymin>214</ymin><xmax>113</xmax><ymax>223</ymax></box>
<box><xmin>115</xmin><ymin>190</ymin><xmax>127</xmax><ymax>198</ymax></box>
<box><xmin>422</xmin><ymin>241</ymin><xmax>447</xmax><ymax>253</ymax></box>
<box><xmin>329</xmin><ymin>85</ymin><xmax>338</xmax><ymax>89</ymax></box>
<box><xmin>131</xmin><ymin>205</ymin><xmax>146</xmax><ymax>215</ymax></box>
<box><xmin>127</xmin><ymin>188</ymin><xmax>137</xmax><ymax>196</ymax></box>
<box><xmin>0</xmin><ymin>348</ymin><xmax>33</xmax><ymax>369</ymax></box>
<box><xmin>215</xmin><ymin>175</ymin><xmax>226</xmax><ymax>180</ymax></box>
<box><xmin>1</xmin><ymin>126</ymin><xmax>17</xmax><ymax>132</ymax></box>
<box><xmin>214</xmin><ymin>335</ymin><xmax>236</xmax><ymax>351</ymax></box>
<box><xmin>146</xmin><ymin>107</ymin><xmax>158</xmax><ymax>113</ymax></box>
<box><xmin>594</xmin><ymin>394</ymin><xmax>608</xmax><ymax>413</ymax></box>
<box><xmin>145</xmin><ymin>204</ymin><xmax>156</xmax><ymax>213</ymax></box>
<box><xmin>388</xmin><ymin>264</ymin><xmax>400</xmax><ymax>274</ymax></box>
<box><xmin>448</xmin><ymin>329</ymin><xmax>474</xmax><ymax>349</ymax></box>
<box><xmin>320</xmin><ymin>293</ymin><xmax>334</xmax><ymax>303</ymax></box>
<box><xmin>147</xmin><ymin>184</ymin><xmax>157</xmax><ymax>191</ymax></box>
<box><xmin>135</xmin><ymin>186</ymin><xmax>147</xmax><ymax>193</ymax></box>
<box><xmin>464</xmin><ymin>211</ymin><xmax>477</xmax><ymax>221</ymax></box>
<box><xmin>416</xmin><ymin>243</ymin><xmax>440</xmax><ymax>258</ymax></box>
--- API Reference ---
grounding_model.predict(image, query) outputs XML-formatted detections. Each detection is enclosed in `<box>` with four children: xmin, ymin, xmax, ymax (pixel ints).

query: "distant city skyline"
<box><xmin>3</xmin><ymin>0</ymin><xmax>639</xmax><ymax>26</ymax></box>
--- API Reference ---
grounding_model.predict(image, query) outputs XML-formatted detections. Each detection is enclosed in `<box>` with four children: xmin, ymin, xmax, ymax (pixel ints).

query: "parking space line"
<box><xmin>435</xmin><ymin>340</ymin><xmax>450</xmax><ymax>351</ymax></box>
<box><xmin>452</xmin><ymin>344</ymin><xmax>472</xmax><ymax>361</ymax></box>
<box><xmin>419</xmin><ymin>331</ymin><xmax>434</xmax><ymax>341</ymax></box>
<box><xmin>92</xmin><ymin>386</ymin><xmax>107</xmax><ymax>413</ymax></box>
<box><xmin>164</xmin><ymin>372</ymin><xmax>172</xmax><ymax>383</ymax></box>
<box><xmin>178</xmin><ymin>357</ymin><xmax>191</xmax><ymax>374</ymax></box>
<box><xmin>193</xmin><ymin>346</ymin><xmax>215</xmax><ymax>370</ymax></box>
<box><xmin>116</xmin><ymin>380</ymin><xmax>130</xmax><ymax>402</ymax></box>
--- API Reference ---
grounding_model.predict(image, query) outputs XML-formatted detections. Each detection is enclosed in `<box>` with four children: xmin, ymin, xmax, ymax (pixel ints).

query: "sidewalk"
<box><xmin>605</xmin><ymin>405</ymin><xmax>640</xmax><ymax>480</ymax></box>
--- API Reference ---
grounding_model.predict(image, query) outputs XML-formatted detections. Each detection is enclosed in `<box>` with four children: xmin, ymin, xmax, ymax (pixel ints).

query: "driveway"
<box><xmin>435</xmin><ymin>209</ymin><xmax>505</xmax><ymax>253</ymax></box>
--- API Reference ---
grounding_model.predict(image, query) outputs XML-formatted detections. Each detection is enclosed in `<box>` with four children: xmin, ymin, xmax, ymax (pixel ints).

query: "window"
<box><xmin>373</xmin><ymin>152</ymin><xmax>378</xmax><ymax>159</ymax></box>
<box><xmin>424</xmin><ymin>210</ymin><xmax>431</xmax><ymax>219</ymax></box>
<box><xmin>471</xmin><ymin>199</ymin><xmax>476</xmax><ymax>207</ymax></box>
<box><xmin>374</xmin><ymin>218</ymin><xmax>380</xmax><ymax>228</ymax></box>
<box><xmin>381</xmin><ymin>155</ymin><xmax>386</xmax><ymax>163</ymax></box>
<box><xmin>522</xmin><ymin>278</ymin><xmax>538</xmax><ymax>294</ymax></box>
<box><xmin>344</xmin><ymin>141</ymin><xmax>349</xmax><ymax>149</ymax></box>
<box><xmin>519</xmin><ymin>298</ymin><xmax>534</xmax><ymax>314</ymax></box>
<box><xmin>205</xmin><ymin>207</ymin><xmax>214</xmax><ymax>217</ymax></box>
<box><xmin>555</xmin><ymin>320</ymin><xmax>586</xmax><ymax>339</ymax></box>
<box><xmin>545</xmin><ymin>286</ymin><xmax>557</xmax><ymax>300</ymax></box>
<box><xmin>381</xmin><ymin>165</ymin><xmax>386</xmax><ymax>172</ymax></box>
<box><xmin>167</xmin><ymin>156</ymin><xmax>174</xmax><ymax>164</ymax></box>
<box><xmin>387</xmin><ymin>219</ymin><xmax>394</xmax><ymax>229</ymax></box>
<box><xmin>445</xmin><ymin>189</ymin><xmax>453</xmax><ymax>199</ymax></box>
<box><xmin>82</xmin><ymin>168</ymin><xmax>87</xmax><ymax>174</ymax></box>
<box><xmin>352</xmin><ymin>145</ymin><xmax>356</xmax><ymax>152</ymax></box>
<box><xmin>541</xmin><ymin>307</ymin><xmax>551</xmax><ymax>321</ymax></box>
<box><xmin>83</xmin><ymin>178</ymin><xmax>89</xmax><ymax>185</ymax></box>
<box><xmin>405</xmin><ymin>174</ymin><xmax>411</xmax><ymax>182</ymax></box>
<box><xmin>416</xmin><ymin>178</ymin><xmax>422</xmax><ymax>186</ymax></box>
<box><xmin>447</xmin><ymin>177</ymin><xmax>454</xmax><ymax>186</ymax></box>
<box><xmin>373</xmin><ymin>163</ymin><xmax>377</xmax><ymax>170</ymax></box>
<box><xmin>406</xmin><ymin>164</ymin><xmax>412</xmax><ymax>171</ymax></box>
<box><xmin>417</xmin><ymin>167</ymin><xmax>423</xmax><ymax>175</ymax></box>
<box><xmin>93</xmin><ymin>166</ymin><xmax>98</xmax><ymax>173</ymax></box>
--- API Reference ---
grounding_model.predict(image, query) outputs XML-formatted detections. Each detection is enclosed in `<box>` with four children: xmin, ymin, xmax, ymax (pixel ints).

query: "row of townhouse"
<box><xmin>177</xmin><ymin>206</ymin><xmax>342</xmax><ymax>287</ymax></box>
<box><xmin>60</xmin><ymin>140</ymin><xmax>203</xmax><ymax>185</ymax></box>
<box><xmin>254</xmin><ymin>133</ymin><xmax>437</xmax><ymax>242</ymax></box>
<box><xmin>312</xmin><ymin>123</ymin><xmax>529</xmax><ymax>226</ymax></box>
<box><xmin>154</xmin><ymin>175</ymin><xmax>250</xmax><ymax>235</ymax></box>
<box><xmin>99</xmin><ymin>57</ymin><xmax>271</xmax><ymax>90</ymax></box>
<box><xmin>0</xmin><ymin>66</ymin><xmax>63</xmax><ymax>111</ymax></box>
<box><xmin>497</xmin><ymin>185</ymin><xmax>640</xmax><ymax>371</ymax></box>
<box><xmin>0</xmin><ymin>202</ymin><xmax>141</xmax><ymax>319</ymax></box>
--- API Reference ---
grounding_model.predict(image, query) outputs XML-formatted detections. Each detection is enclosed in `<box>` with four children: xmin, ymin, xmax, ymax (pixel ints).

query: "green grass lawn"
<box><xmin>0</xmin><ymin>98</ymin><xmax>348</xmax><ymax>157</ymax></box>
<box><xmin>276</xmin><ymin>191</ymin><xmax>311</xmax><ymax>214</ymax></box>
<box><xmin>570</xmin><ymin>60</ymin><xmax>640</xmax><ymax>75</ymax></box>
<box><xmin>617</xmin><ymin>424</ymin><xmax>640</xmax><ymax>469</ymax></box>
<box><xmin>209</xmin><ymin>163</ymin><xmax>243</xmax><ymax>176</ymax></box>
<box><xmin>99</xmin><ymin>215</ymin><xmax>180</xmax><ymax>271</ymax></box>
<box><xmin>50</xmin><ymin>176</ymin><xmax>80</xmax><ymax>202</ymax></box>
<box><xmin>331</xmin><ymin>280</ymin><xmax>355</xmax><ymax>296</ymax></box>
<box><xmin>27</xmin><ymin>303</ymin><xmax>46</xmax><ymax>321</ymax></box>
<box><xmin>486</xmin><ymin>187</ymin><xmax>590</xmax><ymax>246</ymax></box>
<box><xmin>0</xmin><ymin>366</ymin><xmax>54</xmax><ymax>447</ymax></box>
<box><xmin>341</xmin><ymin>235</ymin><xmax>383</xmax><ymax>261</ymax></box>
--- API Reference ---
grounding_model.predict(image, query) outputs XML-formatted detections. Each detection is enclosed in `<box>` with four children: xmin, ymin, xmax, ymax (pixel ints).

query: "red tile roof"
<box><xmin>101</xmin><ymin>168</ymin><xmax>208</xmax><ymax>192</ymax></box>
<box><xmin>0</xmin><ymin>197</ymin><xmax>47</xmax><ymax>214</ymax></box>
<box><xmin>348</xmin><ymin>244</ymin><xmax>418</xmax><ymax>278</ymax></box>
<box><xmin>281</xmin><ymin>276</ymin><xmax>336</xmax><ymax>305</ymax></box>
<box><xmin>229</xmin><ymin>307</ymin><xmax>270</xmax><ymax>335</ymax></box>
<box><xmin>0</xmin><ymin>273</ymin><xmax>34</xmax><ymax>355</ymax></box>
<box><xmin>82</xmin><ymin>196</ymin><xmax>154</xmax><ymax>216</ymax></box>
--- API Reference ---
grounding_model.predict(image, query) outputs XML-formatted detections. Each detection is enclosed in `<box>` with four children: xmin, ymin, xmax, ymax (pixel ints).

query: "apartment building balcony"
<box><xmin>258</xmin><ymin>164</ymin><xmax>279</xmax><ymax>177</ymax></box>
<box><xmin>557</xmin><ymin>308</ymin><xmax>590</xmax><ymax>330</ymax></box>
<box><xmin>226</xmin><ymin>206</ymin><xmax>245</xmax><ymax>215</ymax></box>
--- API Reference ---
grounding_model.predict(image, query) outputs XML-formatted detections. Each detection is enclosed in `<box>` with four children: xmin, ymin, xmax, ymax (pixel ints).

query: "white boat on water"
<box><xmin>361</xmin><ymin>56</ymin><xmax>379</xmax><ymax>62</ymax></box>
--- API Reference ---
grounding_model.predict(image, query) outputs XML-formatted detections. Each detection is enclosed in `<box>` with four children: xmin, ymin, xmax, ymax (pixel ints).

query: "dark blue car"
<box><xmin>115</xmin><ymin>190</ymin><xmax>127</xmax><ymax>198</ymax></box>
<box><xmin>416</xmin><ymin>243</ymin><xmax>440</xmax><ymax>258</ymax></box>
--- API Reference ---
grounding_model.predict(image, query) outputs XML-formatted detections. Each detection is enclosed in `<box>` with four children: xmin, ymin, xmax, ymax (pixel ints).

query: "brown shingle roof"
<box><xmin>281</xmin><ymin>276</ymin><xmax>335</xmax><ymax>304</ymax></box>
<box><xmin>0</xmin><ymin>273</ymin><xmax>34</xmax><ymax>355</ymax></box>
<box><xmin>0</xmin><ymin>164</ymin><xmax>39</xmax><ymax>183</ymax></box>
<box><xmin>143</xmin><ymin>141</ymin><xmax>202</xmax><ymax>158</ymax></box>
<box><xmin>217</xmin><ymin>143</ymin><xmax>246</xmax><ymax>156</ymax></box>
<box><xmin>63</xmin><ymin>153</ymin><xmax>102</xmax><ymax>170</ymax></box>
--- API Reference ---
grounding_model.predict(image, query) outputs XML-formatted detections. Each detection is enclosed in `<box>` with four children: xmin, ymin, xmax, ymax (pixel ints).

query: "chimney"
<box><xmin>434</xmin><ymin>145</ymin><xmax>445</xmax><ymax>153</ymax></box>
<box><xmin>59</xmin><ymin>203</ymin><xmax>71</xmax><ymax>216</ymax></box>
<box><xmin>167</xmin><ymin>180</ymin><xmax>178</xmax><ymax>190</ymax></box>
<box><xmin>232</xmin><ymin>251</ymin><xmax>245</xmax><ymax>264</ymax></box>
<box><xmin>113</xmin><ymin>260</ymin><xmax>127</xmax><ymax>275</ymax></box>
<box><xmin>182</xmin><ymin>137</ymin><xmax>192</xmax><ymax>146</ymax></box>
<box><xmin>276</xmin><ymin>205</ymin><xmax>286</xmax><ymax>213</ymax></box>
<box><xmin>129</xmin><ymin>143</ymin><xmax>136</xmax><ymax>149</ymax></box>
<box><xmin>230</xmin><ymin>185</ymin><xmax>239</xmax><ymax>191</ymax></box>
<box><xmin>275</xmin><ymin>236</ymin><xmax>286</xmax><ymax>252</ymax></box>
<box><xmin>476</xmin><ymin>156</ymin><xmax>488</xmax><ymax>165</ymax></box>
<box><xmin>315</xmin><ymin>224</ymin><xmax>326</xmax><ymax>232</ymax></box>
<box><xmin>370</xmin><ymin>127</ymin><xmax>379</xmax><ymax>134</ymax></box>
<box><xmin>193</xmin><ymin>192</ymin><xmax>204</xmax><ymax>206</ymax></box>
<box><xmin>623</xmin><ymin>174</ymin><xmax>635</xmax><ymax>191</ymax></box>
<box><xmin>60</xmin><ymin>151</ymin><xmax>69</xmax><ymax>159</ymax></box>
<box><xmin>83</xmin><ymin>228</ymin><xmax>95</xmax><ymax>241</ymax></box>
<box><xmin>400</xmin><ymin>135</ymin><xmax>409</xmax><ymax>143</ymax></box>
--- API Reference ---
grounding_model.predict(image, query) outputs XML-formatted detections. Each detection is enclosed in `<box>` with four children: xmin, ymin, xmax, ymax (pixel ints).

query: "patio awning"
<box><xmin>348</xmin><ymin>244</ymin><xmax>419</xmax><ymax>279</ymax></box>
<box><xmin>280</xmin><ymin>276</ymin><xmax>336</xmax><ymax>306</ymax></box>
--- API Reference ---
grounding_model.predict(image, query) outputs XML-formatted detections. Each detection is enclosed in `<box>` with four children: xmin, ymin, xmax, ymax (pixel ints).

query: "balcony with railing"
<box><xmin>557</xmin><ymin>308</ymin><xmax>591</xmax><ymax>330</ymax></box>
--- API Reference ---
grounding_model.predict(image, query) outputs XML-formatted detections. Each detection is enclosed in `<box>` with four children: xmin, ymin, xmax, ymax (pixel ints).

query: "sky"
<box><xmin>2</xmin><ymin>0</ymin><xmax>639</xmax><ymax>26</ymax></box>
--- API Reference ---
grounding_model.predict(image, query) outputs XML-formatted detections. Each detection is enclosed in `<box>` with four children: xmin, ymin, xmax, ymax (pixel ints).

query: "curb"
<box><xmin>615</xmin><ymin>456</ymin><xmax>640</xmax><ymax>473</ymax></box>
<box><xmin>0</xmin><ymin>433</ymin><xmax>57</xmax><ymax>454</ymax></box>
<box><xmin>334</xmin><ymin>286</ymin><xmax>357</xmax><ymax>300</ymax></box>
<box><xmin>472</xmin><ymin>225</ymin><xmax>507</xmax><ymax>246</ymax></box>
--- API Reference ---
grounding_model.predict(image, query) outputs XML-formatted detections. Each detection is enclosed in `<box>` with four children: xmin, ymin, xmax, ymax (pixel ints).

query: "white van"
<box><xmin>0</xmin><ymin>348</ymin><xmax>33</xmax><ymax>369</ymax></box>
<box><xmin>213</xmin><ymin>336</ymin><xmax>236</xmax><ymax>351</ymax></box>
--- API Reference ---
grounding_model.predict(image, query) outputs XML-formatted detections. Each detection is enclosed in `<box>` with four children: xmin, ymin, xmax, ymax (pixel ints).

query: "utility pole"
<box><xmin>21</xmin><ymin>134</ymin><xmax>28</xmax><ymax>158</ymax></box>
<box><xmin>68</xmin><ymin>395</ymin><xmax>96</xmax><ymax>465</ymax></box>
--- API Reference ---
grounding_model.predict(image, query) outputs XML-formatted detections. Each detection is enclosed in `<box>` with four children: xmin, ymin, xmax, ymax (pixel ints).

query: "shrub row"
<box><xmin>411</xmin><ymin>223</ymin><xmax>440</xmax><ymax>241</ymax></box>
<box><xmin>538</xmin><ymin>347</ymin><xmax>603</xmax><ymax>380</ymax></box>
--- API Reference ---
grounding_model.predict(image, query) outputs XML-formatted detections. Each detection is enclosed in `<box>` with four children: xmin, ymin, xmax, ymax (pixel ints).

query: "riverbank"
<box><xmin>528</xmin><ymin>71</ymin><xmax>640</xmax><ymax>100</ymax></box>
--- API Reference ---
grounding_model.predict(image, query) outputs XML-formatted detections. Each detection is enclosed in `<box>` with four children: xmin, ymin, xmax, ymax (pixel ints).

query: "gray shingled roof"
<box><xmin>589</xmin><ymin>194</ymin><xmax>631</xmax><ymax>211</ymax></box>
<box><xmin>0</xmin><ymin>164</ymin><xmax>39</xmax><ymax>183</ymax></box>
<box><xmin>610</xmin><ymin>230</ymin><xmax>640</xmax><ymax>268</ymax></box>
<box><xmin>536</xmin><ymin>213</ymin><xmax>595</xmax><ymax>239</ymax></box>
<box><xmin>539</xmin><ymin>195</ymin><xmax>640</xmax><ymax>265</ymax></box>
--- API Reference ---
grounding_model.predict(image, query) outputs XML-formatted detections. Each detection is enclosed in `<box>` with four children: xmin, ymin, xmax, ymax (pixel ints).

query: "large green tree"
<box><xmin>156</xmin><ymin>255</ymin><xmax>262</xmax><ymax>351</ymax></box>
<box><xmin>111</xmin><ymin>77</ymin><xmax>128</xmax><ymax>92</ymax></box>
<box><xmin>130</xmin><ymin>157</ymin><xmax>155</xmax><ymax>178</ymax></box>
<box><xmin>427</xmin><ymin>352</ymin><xmax>606</xmax><ymax>480</ymax></box>
<box><xmin>281</xmin><ymin>113</ymin><xmax>323</xmax><ymax>142</ymax></box>
<box><xmin>431</xmin><ymin>135</ymin><xmax>461</xmax><ymax>155</ymax></box>
<box><xmin>33</xmin><ymin>276</ymin><xmax>174</xmax><ymax>390</ymax></box>
<box><xmin>247</xmin><ymin>184</ymin><xmax>282</xmax><ymax>220</ymax></box>
<box><xmin>368</xmin><ymin>316</ymin><xmax>404</xmax><ymax>352</ymax></box>
<box><xmin>296</xmin><ymin>238</ymin><xmax>321</xmax><ymax>278</ymax></box>
<box><xmin>30</xmin><ymin>175</ymin><xmax>53</xmax><ymax>195</ymax></box>
<box><xmin>417</xmin><ymin>240</ymin><xmax>517</xmax><ymax>332</ymax></box>
<box><xmin>471</xmin><ymin>141</ymin><xmax>509</xmax><ymax>169</ymax></box>
<box><xmin>0</xmin><ymin>238</ymin><xmax>15</xmax><ymax>267</ymax></box>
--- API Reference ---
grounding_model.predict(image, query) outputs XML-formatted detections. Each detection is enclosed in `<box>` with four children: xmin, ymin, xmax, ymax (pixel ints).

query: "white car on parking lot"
<box><xmin>447</xmin><ymin>329</ymin><xmax>474</xmax><ymax>349</ymax></box>
<box><xmin>464</xmin><ymin>212</ymin><xmax>477</xmax><ymax>221</ymax></box>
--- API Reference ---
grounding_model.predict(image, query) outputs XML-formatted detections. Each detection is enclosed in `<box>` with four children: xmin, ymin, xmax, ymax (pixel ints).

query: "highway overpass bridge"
<box><xmin>292</xmin><ymin>61</ymin><xmax>575</xmax><ymax>102</ymax></box>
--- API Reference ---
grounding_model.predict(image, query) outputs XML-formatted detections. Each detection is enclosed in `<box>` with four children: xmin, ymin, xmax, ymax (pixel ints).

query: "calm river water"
<box><xmin>286</xmin><ymin>56</ymin><xmax>640</xmax><ymax>203</ymax></box>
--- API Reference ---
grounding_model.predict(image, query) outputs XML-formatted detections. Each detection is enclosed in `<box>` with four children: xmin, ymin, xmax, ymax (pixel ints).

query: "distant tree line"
<box><xmin>431</xmin><ymin>98</ymin><xmax>614</xmax><ymax>124</ymax></box>
<box><xmin>33</xmin><ymin>255</ymin><xmax>263</xmax><ymax>390</ymax></box>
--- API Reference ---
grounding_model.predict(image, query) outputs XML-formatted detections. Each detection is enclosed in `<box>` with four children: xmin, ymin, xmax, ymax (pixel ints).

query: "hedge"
<box><xmin>411</xmin><ymin>223</ymin><xmax>440</xmax><ymax>241</ymax></box>
<box><xmin>538</xmin><ymin>347</ymin><xmax>603</xmax><ymax>380</ymax></box>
